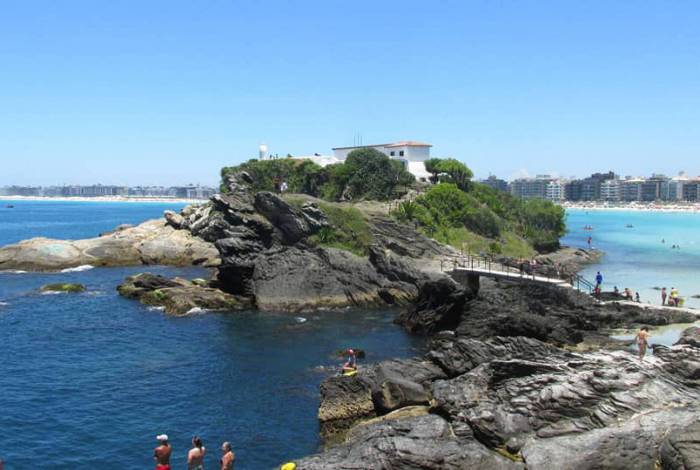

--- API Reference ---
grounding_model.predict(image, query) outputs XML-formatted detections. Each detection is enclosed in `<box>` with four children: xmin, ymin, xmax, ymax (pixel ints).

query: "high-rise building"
<box><xmin>481</xmin><ymin>175</ymin><xmax>508</xmax><ymax>192</ymax></box>
<box><xmin>510</xmin><ymin>175</ymin><xmax>553</xmax><ymax>199</ymax></box>
<box><xmin>545</xmin><ymin>180</ymin><xmax>566</xmax><ymax>201</ymax></box>
<box><xmin>600</xmin><ymin>179</ymin><xmax>621</xmax><ymax>202</ymax></box>
<box><xmin>620</xmin><ymin>178</ymin><xmax>643</xmax><ymax>201</ymax></box>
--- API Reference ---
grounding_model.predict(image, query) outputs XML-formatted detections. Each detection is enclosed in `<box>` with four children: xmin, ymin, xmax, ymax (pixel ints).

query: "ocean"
<box><xmin>0</xmin><ymin>200</ymin><xmax>424</xmax><ymax>469</ymax></box>
<box><xmin>563</xmin><ymin>209</ymin><xmax>700</xmax><ymax>309</ymax></box>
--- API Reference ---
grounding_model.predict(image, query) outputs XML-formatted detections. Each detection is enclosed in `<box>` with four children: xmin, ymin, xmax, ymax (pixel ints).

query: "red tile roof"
<box><xmin>332</xmin><ymin>141</ymin><xmax>432</xmax><ymax>150</ymax></box>
<box><xmin>384</xmin><ymin>141</ymin><xmax>432</xmax><ymax>148</ymax></box>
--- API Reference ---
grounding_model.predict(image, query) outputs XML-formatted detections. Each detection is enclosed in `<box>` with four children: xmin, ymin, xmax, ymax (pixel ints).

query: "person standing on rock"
<box><xmin>220</xmin><ymin>442</ymin><xmax>235</xmax><ymax>470</ymax></box>
<box><xmin>661</xmin><ymin>287</ymin><xmax>667</xmax><ymax>306</ymax></box>
<box><xmin>595</xmin><ymin>271</ymin><xmax>603</xmax><ymax>287</ymax></box>
<box><xmin>154</xmin><ymin>434</ymin><xmax>172</xmax><ymax>470</ymax></box>
<box><xmin>636</xmin><ymin>327</ymin><xmax>650</xmax><ymax>360</ymax></box>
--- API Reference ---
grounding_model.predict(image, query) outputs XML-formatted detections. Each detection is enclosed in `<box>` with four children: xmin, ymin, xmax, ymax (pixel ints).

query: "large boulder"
<box><xmin>676</xmin><ymin>326</ymin><xmax>700</xmax><ymax>348</ymax></box>
<box><xmin>117</xmin><ymin>273</ymin><xmax>248</xmax><ymax>315</ymax></box>
<box><xmin>40</xmin><ymin>283</ymin><xmax>86</xmax><ymax>293</ymax></box>
<box><xmin>253</xmin><ymin>192</ymin><xmax>318</xmax><ymax>244</ymax></box>
<box><xmin>396</xmin><ymin>277</ymin><xmax>469</xmax><ymax>335</ymax></box>
<box><xmin>252</xmin><ymin>247</ymin><xmax>416</xmax><ymax>311</ymax></box>
<box><xmin>293</xmin><ymin>414</ymin><xmax>524</xmax><ymax>470</ymax></box>
<box><xmin>659</xmin><ymin>420</ymin><xmax>700</xmax><ymax>469</ymax></box>
<box><xmin>0</xmin><ymin>219</ymin><xmax>219</xmax><ymax>271</ymax></box>
<box><xmin>318</xmin><ymin>375</ymin><xmax>376</xmax><ymax>439</ymax></box>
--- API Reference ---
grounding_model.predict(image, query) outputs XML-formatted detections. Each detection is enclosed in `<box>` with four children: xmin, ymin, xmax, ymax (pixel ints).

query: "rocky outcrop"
<box><xmin>296</xmin><ymin>414</ymin><xmax>524</xmax><ymax>470</ymax></box>
<box><xmin>117</xmin><ymin>273</ymin><xmax>248</xmax><ymax>315</ymax></box>
<box><xmin>299</xmin><ymin>335</ymin><xmax>700</xmax><ymax>469</ymax></box>
<box><xmin>40</xmin><ymin>283</ymin><xmax>86</xmax><ymax>293</ymax></box>
<box><xmin>251</xmin><ymin>247</ymin><xmax>418</xmax><ymax>311</ymax></box>
<box><xmin>398</xmin><ymin>279</ymin><xmax>697</xmax><ymax>348</ymax></box>
<box><xmin>0</xmin><ymin>219</ymin><xmax>219</xmax><ymax>271</ymax></box>
<box><xmin>165</xmin><ymin>171</ymin><xmax>449</xmax><ymax>311</ymax></box>
<box><xmin>534</xmin><ymin>246</ymin><xmax>603</xmax><ymax>278</ymax></box>
<box><xmin>396</xmin><ymin>277</ymin><xmax>470</xmax><ymax>335</ymax></box>
<box><xmin>677</xmin><ymin>326</ymin><xmax>700</xmax><ymax>348</ymax></box>
<box><xmin>659</xmin><ymin>420</ymin><xmax>700</xmax><ymax>469</ymax></box>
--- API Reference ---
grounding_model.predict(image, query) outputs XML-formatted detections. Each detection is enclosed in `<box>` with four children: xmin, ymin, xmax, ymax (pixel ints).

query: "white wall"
<box><xmin>333</xmin><ymin>145</ymin><xmax>386</xmax><ymax>161</ymax></box>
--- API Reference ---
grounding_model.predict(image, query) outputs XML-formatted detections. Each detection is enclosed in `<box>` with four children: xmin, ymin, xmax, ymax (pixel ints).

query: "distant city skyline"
<box><xmin>1</xmin><ymin>1</ymin><xmax>699</xmax><ymax>185</ymax></box>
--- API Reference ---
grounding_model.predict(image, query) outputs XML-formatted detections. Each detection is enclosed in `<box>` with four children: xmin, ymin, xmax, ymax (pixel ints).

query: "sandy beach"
<box><xmin>561</xmin><ymin>201</ymin><xmax>700</xmax><ymax>213</ymax></box>
<box><xmin>0</xmin><ymin>195</ymin><xmax>207</xmax><ymax>204</ymax></box>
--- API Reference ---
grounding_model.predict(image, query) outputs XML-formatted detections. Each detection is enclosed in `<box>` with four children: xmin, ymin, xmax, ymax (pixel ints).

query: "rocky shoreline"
<box><xmin>292</xmin><ymin>280</ymin><xmax>700</xmax><ymax>469</ymax></box>
<box><xmin>6</xmin><ymin>170</ymin><xmax>696</xmax><ymax>469</ymax></box>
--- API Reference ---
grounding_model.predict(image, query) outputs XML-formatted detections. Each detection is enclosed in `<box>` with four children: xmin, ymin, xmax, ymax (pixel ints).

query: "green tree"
<box><xmin>424</xmin><ymin>158</ymin><xmax>443</xmax><ymax>184</ymax></box>
<box><xmin>343</xmin><ymin>148</ymin><xmax>415</xmax><ymax>200</ymax></box>
<box><xmin>435</xmin><ymin>158</ymin><xmax>473</xmax><ymax>191</ymax></box>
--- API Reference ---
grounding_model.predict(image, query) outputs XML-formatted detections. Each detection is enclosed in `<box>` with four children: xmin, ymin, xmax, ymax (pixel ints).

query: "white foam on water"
<box><xmin>147</xmin><ymin>306</ymin><xmax>165</xmax><ymax>311</ymax></box>
<box><xmin>41</xmin><ymin>291</ymin><xmax>65</xmax><ymax>295</ymax></box>
<box><xmin>0</xmin><ymin>301</ymin><xmax>8</xmax><ymax>306</ymax></box>
<box><xmin>1</xmin><ymin>270</ymin><xmax>27</xmax><ymax>274</ymax></box>
<box><xmin>60</xmin><ymin>265</ymin><xmax>94</xmax><ymax>273</ymax></box>
<box><xmin>295</xmin><ymin>316</ymin><xmax>307</xmax><ymax>323</ymax></box>
<box><xmin>186</xmin><ymin>307</ymin><xmax>209</xmax><ymax>315</ymax></box>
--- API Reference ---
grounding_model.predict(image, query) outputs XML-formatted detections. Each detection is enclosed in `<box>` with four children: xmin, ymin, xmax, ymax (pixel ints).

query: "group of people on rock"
<box><xmin>661</xmin><ymin>287</ymin><xmax>682</xmax><ymax>307</ymax></box>
<box><xmin>153</xmin><ymin>434</ymin><xmax>235</xmax><ymax>470</ymax></box>
<box><xmin>613</xmin><ymin>286</ymin><xmax>641</xmax><ymax>303</ymax></box>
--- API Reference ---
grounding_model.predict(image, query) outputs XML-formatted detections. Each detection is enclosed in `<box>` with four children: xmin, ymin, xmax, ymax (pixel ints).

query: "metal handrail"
<box><xmin>440</xmin><ymin>253</ymin><xmax>597</xmax><ymax>294</ymax></box>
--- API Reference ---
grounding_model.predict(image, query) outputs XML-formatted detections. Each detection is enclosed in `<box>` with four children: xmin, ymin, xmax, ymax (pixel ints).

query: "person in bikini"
<box><xmin>154</xmin><ymin>434</ymin><xmax>172</xmax><ymax>470</ymax></box>
<box><xmin>636</xmin><ymin>327</ymin><xmax>650</xmax><ymax>361</ymax></box>
<box><xmin>188</xmin><ymin>436</ymin><xmax>206</xmax><ymax>470</ymax></box>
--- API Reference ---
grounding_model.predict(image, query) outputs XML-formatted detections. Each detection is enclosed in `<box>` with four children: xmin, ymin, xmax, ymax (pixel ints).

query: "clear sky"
<box><xmin>1</xmin><ymin>0</ymin><xmax>699</xmax><ymax>186</ymax></box>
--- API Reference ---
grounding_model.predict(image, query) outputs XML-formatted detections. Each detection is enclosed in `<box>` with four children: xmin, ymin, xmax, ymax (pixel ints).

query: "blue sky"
<box><xmin>1</xmin><ymin>0</ymin><xmax>699</xmax><ymax>186</ymax></box>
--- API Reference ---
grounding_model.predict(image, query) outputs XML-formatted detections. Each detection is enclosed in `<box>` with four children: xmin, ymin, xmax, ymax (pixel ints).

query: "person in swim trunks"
<box><xmin>220</xmin><ymin>441</ymin><xmax>235</xmax><ymax>470</ymax></box>
<box><xmin>154</xmin><ymin>434</ymin><xmax>172</xmax><ymax>470</ymax></box>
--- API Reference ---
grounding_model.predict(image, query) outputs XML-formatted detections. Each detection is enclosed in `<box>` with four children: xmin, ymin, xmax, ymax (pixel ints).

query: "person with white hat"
<box><xmin>154</xmin><ymin>434</ymin><xmax>172</xmax><ymax>470</ymax></box>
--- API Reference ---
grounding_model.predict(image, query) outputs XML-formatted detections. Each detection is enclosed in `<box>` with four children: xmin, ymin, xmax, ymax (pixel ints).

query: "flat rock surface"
<box><xmin>0</xmin><ymin>219</ymin><xmax>220</xmax><ymax>271</ymax></box>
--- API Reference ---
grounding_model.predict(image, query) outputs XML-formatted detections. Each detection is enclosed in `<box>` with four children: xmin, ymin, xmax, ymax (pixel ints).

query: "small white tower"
<box><xmin>259</xmin><ymin>143</ymin><xmax>269</xmax><ymax>160</ymax></box>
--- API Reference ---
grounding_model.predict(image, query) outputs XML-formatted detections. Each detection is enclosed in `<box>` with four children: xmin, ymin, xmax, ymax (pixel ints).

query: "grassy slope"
<box><xmin>283</xmin><ymin>194</ymin><xmax>535</xmax><ymax>260</ymax></box>
<box><xmin>283</xmin><ymin>195</ymin><xmax>373</xmax><ymax>257</ymax></box>
<box><xmin>426</xmin><ymin>227</ymin><xmax>534</xmax><ymax>259</ymax></box>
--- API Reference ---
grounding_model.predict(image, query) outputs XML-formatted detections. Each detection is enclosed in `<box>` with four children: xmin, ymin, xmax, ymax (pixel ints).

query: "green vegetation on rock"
<box><xmin>221</xmin><ymin>148</ymin><xmax>414</xmax><ymax>202</ymax></box>
<box><xmin>392</xmin><ymin>180</ymin><xmax>564</xmax><ymax>255</ymax></box>
<box><xmin>40</xmin><ymin>283</ymin><xmax>86</xmax><ymax>293</ymax></box>
<box><xmin>309</xmin><ymin>203</ymin><xmax>373</xmax><ymax>256</ymax></box>
<box><xmin>222</xmin><ymin>153</ymin><xmax>565</xmax><ymax>256</ymax></box>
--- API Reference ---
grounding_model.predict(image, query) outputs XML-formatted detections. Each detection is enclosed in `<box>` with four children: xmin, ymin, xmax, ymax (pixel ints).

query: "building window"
<box><xmin>399</xmin><ymin>150</ymin><xmax>404</xmax><ymax>156</ymax></box>
<box><xmin>390</xmin><ymin>151</ymin><xmax>395</xmax><ymax>156</ymax></box>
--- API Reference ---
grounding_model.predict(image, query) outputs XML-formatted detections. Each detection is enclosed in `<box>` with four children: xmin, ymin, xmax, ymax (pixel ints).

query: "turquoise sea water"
<box><xmin>563</xmin><ymin>209</ymin><xmax>700</xmax><ymax>309</ymax></box>
<box><xmin>0</xmin><ymin>200</ymin><xmax>423</xmax><ymax>469</ymax></box>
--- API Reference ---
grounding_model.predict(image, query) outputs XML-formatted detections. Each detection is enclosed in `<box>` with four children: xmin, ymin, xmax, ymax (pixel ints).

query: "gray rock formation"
<box><xmin>117</xmin><ymin>272</ymin><xmax>249</xmax><ymax>315</ymax></box>
<box><xmin>296</xmin><ymin>414</ymin><xmax>524</xmax><ymax>470</ymax></box>
<box><xmin>169</xmin><ymin>171</ymin><xmax>450</xmax><ymax>311</ymax></box>
<box><xmin>298</xmin><ymin>334</ymin><xmax>700</xmax><ymax>469</ymax></box>
<box><xmin>676</xmin><ymin>326</ymin><xmax>700</xmax><ymax>348</ymax></box>
<box><xmin>0</xmin><ymin>219</ymin><xmax>219</xmax><ymax>271</ymax></box>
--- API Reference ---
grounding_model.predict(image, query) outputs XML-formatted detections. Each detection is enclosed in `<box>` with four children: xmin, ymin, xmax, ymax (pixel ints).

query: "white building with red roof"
<box><xmin>331</xmin><ymin>141</ymin><xmax>432</xmax><ymax>180</ymax></box>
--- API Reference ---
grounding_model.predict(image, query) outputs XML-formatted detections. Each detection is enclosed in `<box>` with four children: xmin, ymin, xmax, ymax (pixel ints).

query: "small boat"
<box><xmin>625</xmin><ymin>224</ymin><xmax>634</xmax><ymax>228</ymax></box>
